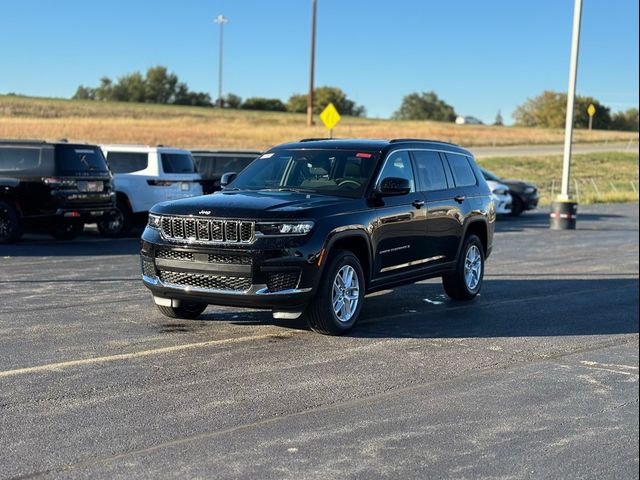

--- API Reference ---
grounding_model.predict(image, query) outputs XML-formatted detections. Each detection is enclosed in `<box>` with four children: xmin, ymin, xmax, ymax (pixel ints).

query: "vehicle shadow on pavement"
<box><xmin>351</xmin><ymin>278</ymin><xmax>639</xmax><ymax>339</ymax></box>
<box><xmin>0</xmin><ymin>236</ymin><xmax>140</xmax><ymax>257</ymax></box>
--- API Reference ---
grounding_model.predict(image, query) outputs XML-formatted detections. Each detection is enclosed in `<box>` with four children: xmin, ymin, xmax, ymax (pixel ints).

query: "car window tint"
<box><xmin>412</xmin><ymin>150</ymin><xmax>448</xmax><ymax>191</ymax></box>
<box><xmin>0</xmin><ymin>147</ymin><xmax>41</xmax><ymax>171</ymax></box>
<box><xmin>161</xmin><ymin>153</ymin><xmax>196</xmax><ymax>173</ymax></box>
<box><xmin>106</xmin><ymin>152</ymin><xmax>148</xmax><ymax>174</ymax></box>
<box><xmin>445</xmin><ymin>153</ymin><xmax>477</xmax><ymax>187</ymax></box>
<box><xmin>55</xmin><ymin>145</ymin><xmax>109</xmax><ymax>174</ymax></box>
<box><xmin>377</xmin><ymin>151</ymin><xmax>415</xmax><ymax>192</ymax></box>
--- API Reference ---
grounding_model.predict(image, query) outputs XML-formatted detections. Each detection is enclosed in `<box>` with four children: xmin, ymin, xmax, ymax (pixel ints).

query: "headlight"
<box><xmin>492</xmin><ymin>188</ymin><xmax>508</xmax><ymax>196</ymax></box>
<box><xmin>255</xmin><ymin>221</ymin><xmax>315</xmax><ymax>236</ymax></box>
<box><xmin>524</xmin><ymin>186</ymin><xmax>537</xmax><ymax>194</ymax></box>
<box><xmin>148</xmin><ymin>213</ymin><xmax>162</xmax><ymax>229</ymax></box>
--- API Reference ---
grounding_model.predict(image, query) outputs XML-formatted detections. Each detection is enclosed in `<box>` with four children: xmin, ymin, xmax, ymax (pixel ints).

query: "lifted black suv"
<box><xmin>0</xmin><ymin>140</ymin><xmax>116</xmax><ymax>243</ymax></box>
<box><xmin>141</xmin><ymin>139</ymin><xmax>495</xmax><ymax>335</ymax></box>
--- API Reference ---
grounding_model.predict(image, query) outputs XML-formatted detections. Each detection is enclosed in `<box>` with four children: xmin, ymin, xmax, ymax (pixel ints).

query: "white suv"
<box><xmin>98</xmin><ymin>145</ymin><xmax>202</xmax><ymax>236</ymax></box>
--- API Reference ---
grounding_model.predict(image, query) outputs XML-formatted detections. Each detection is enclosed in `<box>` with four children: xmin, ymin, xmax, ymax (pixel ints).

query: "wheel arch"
<box><xmin>322</xmin><ymin>229</ymin><xmax>373</xmax><ymax>287</ymax></box>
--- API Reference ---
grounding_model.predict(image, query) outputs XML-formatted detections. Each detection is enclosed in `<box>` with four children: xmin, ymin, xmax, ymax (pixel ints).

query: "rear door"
<box><xmin>411</xmin><ymin>150</ymin><xmax>462</xmax><ymax>263</ymax></box>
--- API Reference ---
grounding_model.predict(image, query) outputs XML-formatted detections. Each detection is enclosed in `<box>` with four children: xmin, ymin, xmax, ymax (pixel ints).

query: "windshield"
<box><xmin>228</xmin><ymin>149</ymin><xmax>380</xmax><ymax>198</ymax></box>
<box><xmin>55</xmin><ymin>145</ymin><xmax>109</xmax><ymax>175</ymax></box>
<box><xmin>482</xmin><ymin>168</ymin><xmax>501</xmax><ymax>182</ymax></box>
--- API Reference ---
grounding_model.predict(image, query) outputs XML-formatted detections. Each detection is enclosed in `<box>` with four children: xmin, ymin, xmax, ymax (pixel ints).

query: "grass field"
<box><xmin>1</xmin><ymin>95</ymin><xmax>638</xmax><ymax>150</ymax></box>
<box><xmin>479</xmin><ymin>152</ymin><xmax>639</xmax><ymax>205</ymax></box>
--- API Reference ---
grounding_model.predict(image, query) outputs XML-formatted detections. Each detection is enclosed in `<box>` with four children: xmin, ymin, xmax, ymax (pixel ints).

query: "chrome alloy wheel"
<box><xmin>464</xmin><ymin>244</ymin><xmax>482</xmax><ymax>291</ymax></box>
<box><xmin>104</xmin><ymin>208</ymin><xmax>124</xmax><ymax>234</ymax></box>
<box><xmin>332</xmin><ymin>265</ymin><xmax>360</xmax><ymax>323</ymax></box>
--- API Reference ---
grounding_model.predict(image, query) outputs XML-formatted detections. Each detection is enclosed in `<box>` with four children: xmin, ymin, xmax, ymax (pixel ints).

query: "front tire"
<box><xmin>156</xmin><ymin>302</ymin><xmax>207</xmax><ymax>319</ymax></box>
<box><xmin>443</xmin><ymin>234</ymin><xmax>484</xmax><ymax>300</ymax></box>
<box><xmin>0</xmin><ymin>200</ymin><xmax>22</xmax><ymax>244</ymax></box>
<box><xmin>509</xmin><ymin>196</ymin><xmax>524</xmax><ymax>217</ymax></box>
<box><xmin>305</xmin><ymin>249</ymin><xmax>365</xmax><ymax>335</ymax></box>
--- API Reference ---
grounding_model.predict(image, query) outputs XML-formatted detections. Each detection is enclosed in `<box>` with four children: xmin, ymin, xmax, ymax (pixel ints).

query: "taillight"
<box><xmin>43</xmin><ymin>177</ymin><xmax>77</xmax><ymax>189</ymax></box>
<box><xmin>146</xmin><ymin>180</ymin><xmax>174</xmax><ymax>187</ymax></box>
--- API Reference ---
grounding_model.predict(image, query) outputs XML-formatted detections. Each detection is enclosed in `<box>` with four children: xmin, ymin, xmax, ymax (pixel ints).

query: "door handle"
<box><xmin>454</xmin><ymin>195</ymin><xmax>466</xmax><ymax>204</ymax></box>
<box><xmin>412</xmin><ymin>199</ymin><xmax>425</xmax><ymax>209</ymax></box>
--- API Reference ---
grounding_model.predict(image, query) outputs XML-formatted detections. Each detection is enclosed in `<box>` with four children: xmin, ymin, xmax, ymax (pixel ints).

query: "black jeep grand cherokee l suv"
<box><xmin>0</xmin><ymin>140</ymin><xmax>116</xmax><ymax>243</ymax></box>
<box><xmin>141</xmin><ymin>139</ymin><xmax>495</xmax><ymax>335</ymax></box>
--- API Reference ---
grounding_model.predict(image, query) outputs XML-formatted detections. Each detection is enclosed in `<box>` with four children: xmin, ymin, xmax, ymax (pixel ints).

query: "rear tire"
<box><xmin>305</xmin><ymin>249</ymin><xmax>365</xmax><ymax>335</ymax></box>
<box><xmin>0</xmin><ymin>200</ymin><xmax>22</xmax><ymax>244</ymax></box>
<box><xmin>50</xmin><ymin>222</ymin><xmax>84</xmax><ymax>241</ymax></box>
<box><xmin>98</xmin><ymin>200</ymin><xmax>133</xmax><ymax>237</ymax></box>
<box><xmin>443</xmin><ymin>234</ymin><xmax>484</xmax><ymax>300</ymax></box>
<box><xmin>156</xmin><ymin>302</ymin><xmax>207</xmax><ymax>319</ymax></box>
<box><xmin>509</xmin><ymin>196</ymin><xmax>524</xmax><ymax>217</ymax></box>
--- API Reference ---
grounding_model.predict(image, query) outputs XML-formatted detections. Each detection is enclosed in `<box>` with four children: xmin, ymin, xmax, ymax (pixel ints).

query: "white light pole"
<box><xmin>307</xmin><ymin>0</ymin><xmax>317</xmax><ymax>127</ymax></box>
<box><xmin>214</xmin><ymin>14</ymin><xmax>229</xmax><ymax>108</ymax></box>
<box><xmin>559</xmin><ymin>0</ymin><xmax>583</xmax><ymax>200</ymax></box>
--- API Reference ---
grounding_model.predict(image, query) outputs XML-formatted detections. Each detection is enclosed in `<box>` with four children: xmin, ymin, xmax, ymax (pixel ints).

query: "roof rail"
<box><xmin>389</xmin><ymin>138</ymin><xmax>458</xmax><ymax>146</ymax></box>
<box><xmin>0</xmin><ymin>139</ymin><xmax>47</xmax><ymax>145</ymax></box>
<box><xmin>299</xmin><ymin>137</ymin><xmax>338</xmax><ymax>142</ymax></box>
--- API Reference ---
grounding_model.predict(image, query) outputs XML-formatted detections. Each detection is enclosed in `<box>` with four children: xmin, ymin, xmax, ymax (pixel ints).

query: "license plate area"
<box><xmin>77</xmin><ymin>181</ymin><xmax>104</xmax><ymax>192</ymax></box>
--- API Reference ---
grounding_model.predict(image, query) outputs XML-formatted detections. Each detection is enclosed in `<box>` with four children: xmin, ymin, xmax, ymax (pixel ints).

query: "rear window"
<box><xmin>193</xmin><ymin>154</ymin><xmax>258</xmax><ymax>178</ymax></box>
<box><xmin>445</xmin><ymin>153</ymin><xmax>477</xmax><ymax>187</ymax></box>
<box><xmin>161</xmin><ymin>153</ymin><xmax>196</xmax><ymax>173</ymax></box>
<box><xmin>55</xmin><ymin>145</ymin><xmax>109</xmax><ymax>175</ymax></box>
<box><xmin>107</xmin><ymin>152</ymin><xmax>148</xmax><ymax>174</ymax></box>
<box><xmin>0</xmin><ymin>147</ymin><xmax>41</xmax><ymax>172</ymax></box>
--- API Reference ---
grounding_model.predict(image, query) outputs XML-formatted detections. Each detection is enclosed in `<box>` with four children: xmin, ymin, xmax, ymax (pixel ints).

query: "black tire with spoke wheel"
<box><xmin>305</xmin><ymin>249</ymin><xmax>364</xmax><ymax>335</ymax></box>
<box><xmin>0</xmin><ymin>200</ymin><xmax>22</xmax><ymax>244</ymax></box>
<box><xmin>98</xmin><ymin>200</ymin><xmax>133</xmax><ymax>237</ymax></box>
<box><xmin>509</xmin><ymin>196</ymin><xmax>524</xmax><ymax>217</ymax></box>
<box><xmin>50</xmin><ymin>222</ymin><xmax>84</xmax><ymax>241</ymax></box>
<box><xmin>156</xmin><ymin>302</ymin><xmax>207</xmax><ymax>319</ymax></box>
<box><xmin>443</xmin><ymin>234</ymin><xmax>484</xmax><ymax>301</ymax></box>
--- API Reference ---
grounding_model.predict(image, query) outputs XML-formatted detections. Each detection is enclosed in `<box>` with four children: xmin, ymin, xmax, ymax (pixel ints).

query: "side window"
<box><xmin>106</xmin><ymin>152</ymin><xmax>148</xmax><ymax>174</ymax></box>
<box><xmin>0</xmin><ymin>147</ymin><xmax>41</xmax><ymax>172</ymax></box>
<box><xmin>377</xmin><ymin>151</ymin><xmax>415</xmax><ymax>192</ymax></box>
<box><xmin>215</xmin><ymin>155</ymin><xmax>256</xmax><ymax>175</ymax></box>
<box><xmin>445</xmin><ymin>153</ymin><xmax>477</xmax><ymax>187</ymax></box>
<box><xmin>412</xmin><ymin>150</ymin><xmax>449</xmax><ymax>192</ymax></box>
<box><xmin>161</xmin><ymin>153</ymin><xmax>196</xmax><ymax>173</ymax></box>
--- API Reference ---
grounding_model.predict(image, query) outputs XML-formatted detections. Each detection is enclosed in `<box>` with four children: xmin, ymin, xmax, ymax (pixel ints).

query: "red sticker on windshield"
<box><xmin>356</xmin><ymin>152</ymin><xmax>372</xmax><ymax>158</ymax></box>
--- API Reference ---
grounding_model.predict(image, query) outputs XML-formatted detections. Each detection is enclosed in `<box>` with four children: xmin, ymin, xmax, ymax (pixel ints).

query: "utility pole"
<box><xmin>550</xmin><ymin>0</ymin><xmax>583</xmax><ymax>230</ymax></box>
<box><xmin>307</xmin><ymin>0</ymin><xmax>317</xmax><ymax>127</ymax></box>
<box><xmin>559</xmin><ymin>0</ymin><xmax>583</xmax><ymax>201</ymax></box>
<box><xmin>214</xmin><ymin>14</ymin><xmax>228</xmax><ymax>108</ymax></box>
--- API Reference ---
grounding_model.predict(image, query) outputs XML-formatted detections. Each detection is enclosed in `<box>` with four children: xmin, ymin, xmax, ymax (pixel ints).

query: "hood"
<box><xmin>150</xmin><ymin>189</ymin><xmax>361</xmax><ymax>220</ymax></box>
<box><xmin>501</xmin><ymin>179</ymin><xmax>536</xmax><ymax>192</ymax></box>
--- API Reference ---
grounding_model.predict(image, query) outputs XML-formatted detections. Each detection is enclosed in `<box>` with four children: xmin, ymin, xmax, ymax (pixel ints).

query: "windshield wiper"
<box><xmin>260</xmin><ymin>187</ymin><xmax>315</xmax><ymax>193</ymax></box>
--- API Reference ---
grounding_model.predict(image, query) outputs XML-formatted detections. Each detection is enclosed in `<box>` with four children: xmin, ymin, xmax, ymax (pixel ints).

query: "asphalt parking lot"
<box><xmin>1</xmin><ymin>203</ymin><xmax>638</xmax><ymax>479</ymax></box>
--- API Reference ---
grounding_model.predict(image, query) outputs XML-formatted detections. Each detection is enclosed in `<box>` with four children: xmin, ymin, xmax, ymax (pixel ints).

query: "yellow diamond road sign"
<box><xmin>320</xmin><ymin>103</ymin><xmax>341</xmax><ymax>130</ymax></box>
<box><xmin>587</xmin><ymin>104</ymin><xmax>596</xmax><ymax>117</ymax></box>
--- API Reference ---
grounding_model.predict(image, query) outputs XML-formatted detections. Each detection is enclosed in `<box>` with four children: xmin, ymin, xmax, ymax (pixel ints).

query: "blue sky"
<box><xmin>1</xmin><ymin>0</ymin><xmax>638</xmax><ymax>122</ymax></box>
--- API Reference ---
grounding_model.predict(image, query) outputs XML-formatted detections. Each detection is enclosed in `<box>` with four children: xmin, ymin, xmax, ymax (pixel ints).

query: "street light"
<box><xmin>214</xmin><ymin>14</ymin><xmax>229</xmax><ymax>108</ymax></box>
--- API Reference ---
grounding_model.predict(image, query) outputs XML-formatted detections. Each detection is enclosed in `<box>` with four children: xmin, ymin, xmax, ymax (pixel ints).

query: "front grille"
<box><xmin>141</xmin><ymin>259</ymin><xmax>156</xmax><ymax>278</ymax></box>
<box><xmin>208</xmin><ymin>253</ymin><xmax>252</xmax><ymax>265</ymax></box>
<box><xmin>156</xmin><ymin>249</ymin><xmax>194</xmax><ymax>261</ymax></box>
<box><xmin>160</xmin><ymin>216</ymin><xmax>254</xmax><ymax>244</ymax></box>
<box><xmin>159</xmin><ymin>270</ymin><xmax>251</xmax><ymax>292</ymax></box>
<box><xmin>266</xmin><ymin>271</ymin><xmax>300</xmax><ymax>292</ymax></box>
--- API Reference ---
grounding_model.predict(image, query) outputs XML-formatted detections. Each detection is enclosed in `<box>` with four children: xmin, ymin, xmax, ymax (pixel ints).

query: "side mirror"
<box><xmin>220</xmin><ymin>172</ymin><xmax>237</xmax><ymax>188</ymax></box>
<box><xmin>377</xmin><ymin>177</ymin><xmax>411</xmax><ymax>196</ymax></box>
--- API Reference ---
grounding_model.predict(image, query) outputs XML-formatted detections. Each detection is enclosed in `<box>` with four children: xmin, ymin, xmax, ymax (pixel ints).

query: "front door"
<box><xmin>371</xmin><ymin>150</ymin><xmax>430</xmax><ymax>276</ymax></box>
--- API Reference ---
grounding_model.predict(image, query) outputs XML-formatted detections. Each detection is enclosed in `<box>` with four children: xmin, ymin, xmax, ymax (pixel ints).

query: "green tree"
<box><xmin>392</xmin><ymin>91</ymin><xmax>456</xmax><ymax>121</ymax></box>
<box><xmin>174</xmin><ymin>83</ymin><xmax>213</xmax><ymax>107</ymax></box>
<box><xmin>241</xmin><ymin>97</ymin><xmax>287</xmax><ymax>111</ymax></box>
<box><xmin>611</xmin><ymin>108</ymin><xmax>639</xmax><ymax>132</ymax></box>
<box><xmin>72</xmin><ymin>86</ymin><xmax>96</xmax><ymax>100</ymax></box>
<box><xmin>286</xmin><ymin>86</ymin><xmax>365</xmax><ymax>116</ymax></box>
<box><xmin>223</xmin><ymin>93</ymin><xmax>243</xmax><ymax>109</ymax></box>
<box><xmin>144</xmin><ymin>66</ymin><xmax>178</xmax><ymax>104</ymax></box>
<box><xmin>513</xmin><ymin>90</ymin><xmax>612</xmax><ymax>129</ymax></box>
<box><xmin>494</xmin><ymin>110</ymin><xmax>503</xmax><ymax>126</ymax></box>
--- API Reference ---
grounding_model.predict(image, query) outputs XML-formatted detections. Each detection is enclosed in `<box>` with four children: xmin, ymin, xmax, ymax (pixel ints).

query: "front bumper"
<box><xmin>492</xmin><ymin>193</ymin><xmax>513</xmax><ymax>215</ymax></box>
<box><xmin>140</xmin><ymin>228</ymin><xmax>320</xmax><ymax>310</ymax></box>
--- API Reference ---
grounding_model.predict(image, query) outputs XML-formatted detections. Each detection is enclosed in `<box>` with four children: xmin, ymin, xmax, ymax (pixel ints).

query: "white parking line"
<box><xmin>0</xmin><ymin>332</ymin><xmax>295</xmax><ymax>379</ymax></box>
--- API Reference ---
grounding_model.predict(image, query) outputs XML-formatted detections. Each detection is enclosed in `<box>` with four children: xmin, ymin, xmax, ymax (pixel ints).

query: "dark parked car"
<box><xmin>191</xmin><ymin>150</ymin><xmax>261</xmax><ymax>194</ymax></box>
<box><xmin>140</xmin><ymin>139</ymin><xmax>495</xmax><ymax>335</ymax></box>
<box><xmin>481</xmin><ymin>168</ymin><xmax>538</xmax><ymax>216</ymax></box>
<box><xmin>0</xmin><ymin>140</ymin><xmax>115</xmax><ymax>243</ymax></box>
